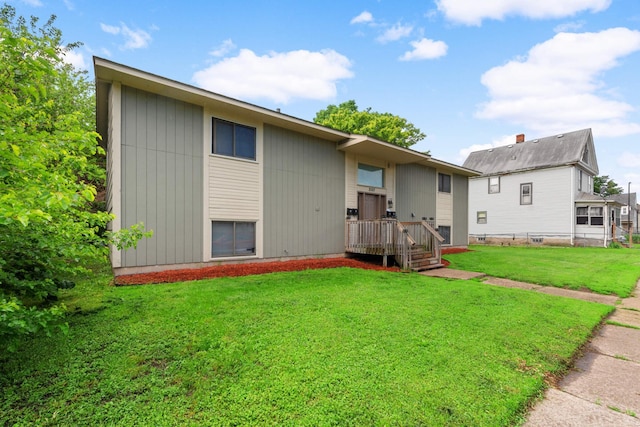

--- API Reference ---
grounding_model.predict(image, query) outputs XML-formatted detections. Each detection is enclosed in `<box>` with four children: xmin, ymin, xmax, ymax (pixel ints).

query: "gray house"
<box><xmin>94</xmin><ymin>58</ymin><xmax>478</xmax><ymax>275</ymax></box>
<box><xmin>464</xmin><ymin>129</ymin><xmax>623</xmax><ymax>247</ymax></box>
<box><xmin>610</xmin><ymin>193</ymin><xmax>638</xmax><ymax>235</ymax></box>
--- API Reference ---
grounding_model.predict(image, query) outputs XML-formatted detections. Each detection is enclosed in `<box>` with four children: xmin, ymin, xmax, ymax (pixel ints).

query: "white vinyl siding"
<box><xmin>468</xmin><ymin>166</ymin><xmax>573</xmax><ymax>236</ymax></box>
<box><xmin>209</xmin><ymin>156</ymin><xmax>260</xmax><ymax>220</ymax></box>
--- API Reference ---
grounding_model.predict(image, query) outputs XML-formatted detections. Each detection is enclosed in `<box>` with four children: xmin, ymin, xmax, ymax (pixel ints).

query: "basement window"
<box><xmin>211</xmin><ymin>221</ymin><xmax>256</xmax><ymax>257</ymax></box>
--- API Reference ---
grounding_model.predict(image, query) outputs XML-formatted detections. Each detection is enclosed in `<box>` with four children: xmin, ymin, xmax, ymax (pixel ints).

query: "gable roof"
<box><xmin>463</xmin><ymin>128</ymin><xmax>599</xmax><ymax>176</ymax></box>
<box><xmin>94</xmin><ymin>57</ymin><xmax>479</xmax><ymax>177</ymax></box>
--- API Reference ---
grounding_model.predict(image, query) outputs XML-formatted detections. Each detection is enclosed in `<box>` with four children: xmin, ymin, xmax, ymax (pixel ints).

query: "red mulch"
<box><xmin>115</xmin><ymin>258</ymin><xmax>400</xmax><ymax>286</ymax></box>
<box><xmin>115</xmin><ymin>248</ymin><xmax>473</xmax><ymax>286</ymax></box>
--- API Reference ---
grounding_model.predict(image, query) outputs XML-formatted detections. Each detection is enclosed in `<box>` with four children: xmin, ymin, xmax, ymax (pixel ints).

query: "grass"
<box><xmin>444</xmin><ymin>245</ymin><xmax>640</xmax><ymax>297</ymax></box>
<box><xmin>0</xmin><ymin>266</ymin><xmax>613</xmax><ymax>426</ymax></box>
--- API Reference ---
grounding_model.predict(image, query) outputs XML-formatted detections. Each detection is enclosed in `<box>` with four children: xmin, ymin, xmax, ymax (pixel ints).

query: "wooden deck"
<box><xmin>345</xmin><ymin>219</ymin><xmax>444</xmax><ymax>271</ymax></box>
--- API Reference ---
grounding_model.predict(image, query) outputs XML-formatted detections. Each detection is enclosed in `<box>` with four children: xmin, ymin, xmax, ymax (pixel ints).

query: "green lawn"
<box><xmin>1</xmin><ymin>266</ymin><xmax>612</xmax><ymax>426</ymax></box>
<box><xmin>444</xmin><ymin>245</ymin><xmax>640</xmax><ymax>297</ymax></box>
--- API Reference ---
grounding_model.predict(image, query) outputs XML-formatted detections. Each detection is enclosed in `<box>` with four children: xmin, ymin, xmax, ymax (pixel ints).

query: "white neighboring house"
<box><xmin>463</xmin><ymin>129</ymin><xmax>623</xmax><ymax>247</ymax></box>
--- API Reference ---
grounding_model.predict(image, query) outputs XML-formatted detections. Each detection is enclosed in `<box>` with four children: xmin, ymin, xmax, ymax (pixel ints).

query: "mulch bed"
<box><xmin>115</xmin><ymin>258</ymin><xmax>400</xmax><ymax>286</ymax></box>
<box><xmin>115</xmin><ymin>248</ymin><xmax>472</xmax><ymax>286</ymax></box>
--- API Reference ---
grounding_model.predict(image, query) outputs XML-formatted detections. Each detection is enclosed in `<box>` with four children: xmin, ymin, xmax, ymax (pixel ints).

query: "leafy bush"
<box><xmin>0</xmin><ymin>6</ymin><xmax>148</xmax><ymax>352</ymax></box>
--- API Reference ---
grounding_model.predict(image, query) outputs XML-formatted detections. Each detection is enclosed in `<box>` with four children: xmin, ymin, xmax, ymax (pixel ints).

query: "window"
<box><xmin>622</xmin><ymin>206</ymin><xmax>629</xmax><ymax>216</ymax></box>
<box><xmin>438</xmin><ymin>173</ymin><xmax>451</xmax><ymax>193</ymax></box>
<box><xmin>577</xmin><ymin>170</ymin><xmax>583</xmax><ymax>192</ymax></box>
<box><xmin>488</xmin><ymin>176</ymin><xmax>500</xmax><ymax>194</ymax></box>
<box><xmin>477</xmin><ymin>211</ymin><xmax>487</xmax><ymax>224</ymax></box>
<box><xmin>212</xmin><ymin>118</ymin><xmax>256</xmax><ymax>160</ymax></box>
<box><xmin>590</xmin><ymin>207</ymin><xmax>603</xmax><ymax>225</ymax></box>
<box><xmin>438</xmin><ymin>226</ymin><xmax>451</xmax><ymax>245</ymax></box>
<box><xmin>576</xmin><ymin>207</ymin><xmax>589</xmax><ymax>224</ymax></box>
<box><xmin>582</xmin><ymin>146</ymin><xmax>589</xmax><ymax>164</ymax></box>
<box><xmin>357</xmin><ymin>163</ymin><xmax>384</xmax><ymax>188</ymax></box>
<box><xmin>520</xmin><ymin>183</ymin><xmax>532</xmax><ymax>205</ymax></box>
<box><xmin>211</xmin><ymin>221</ymin><xmax>256</xmax><ymax>257</ymax></box>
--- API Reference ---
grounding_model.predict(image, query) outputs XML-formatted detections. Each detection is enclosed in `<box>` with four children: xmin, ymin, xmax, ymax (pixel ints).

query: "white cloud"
<box><xmin>376</xmin><ymin>23</ymin><xmax>413</xmax><ymax>43</ymax></box>
<box><xmin>400</xmin><ymin>38</ymin><xmax>448</xmax><ymax>61</ymax></box>
<box><xmin>619</xmin><ymin>152</ymin><xmax>640</xmax><ymax>168</ymax></box>
<box><xmin>60</xmin><ymin>47</ymin><xmax>87</xmax><ymax>69</ymax></box>
<box><xmin>210</xmin><ymin>39</ymin><xmax>236</xmax><ymax>57</ymax></box>
<box><xmin>554</xmin><ymin>20</ymin><xmax>586</xmax><ymax>33</ymax></box>
<box><xmin>351</xmin><ymin>11</ymin><xmax>374</xmax><ymax>25</ymax></box>
<box><xmin>476</xmin><ymin>28</ymin><xmax>640</xmax><ymax>138</ymax></box>
<box><xmin>437</xmin><ymin>0</ymin><xmax>611</xmax><ymax>26</ymax></box>
<box><xmin>63</xmin><ymin>0</ymin><xmax>74</xmax><ymax>10</ymax></box>
<box><xmin>18</xmin><ymin>0</ymin><xmax>43</xmax><ymax>6</ymax></box>
<box><xmin>192</xmin><ymin>48</ymin><xmax>354</xmax><ymax>104</ymax></box>
<box><xmin>100</xmin><ymin>22</ymin><xmax>152</xmax><ymax>50</ymax></box>
<box><xmin>458</xmin><ymin>134</ymin><xmax>515</xmax><ymax>162</ymax></box>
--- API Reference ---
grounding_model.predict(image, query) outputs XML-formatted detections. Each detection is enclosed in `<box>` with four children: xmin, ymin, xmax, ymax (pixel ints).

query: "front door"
<box><xmin>358</xmin><ymin>192</ymin><xmax>386</xmax><ymax>220</ymax></box>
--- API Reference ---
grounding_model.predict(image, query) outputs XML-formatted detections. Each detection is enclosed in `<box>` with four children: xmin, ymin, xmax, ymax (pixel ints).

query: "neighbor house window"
<box><xmin>212</xmin><ymin>118</ymin><xmax>256</xmax><ymax>160</ymax></box>
<box><xmin>577</xmin><ymin>170</ymin><xmax>583</xmax><ymax>192</ymax></box>
<box><xmin>477</xmin><ymin>211</ymin><xmax>487</xmax><ymax>224</ymax></box>
<box><xmin>576</xmin><ymin>207</ymin><xmax>589</xmax><ymax>224</ymax></box>
<box><xmin>576</xmin><ymin>206</ymin><xmax>605</xmax><ymax>226</ymax></box>
<box><xmin>590</xmin><ymin>207</ymin><xmax>604</xmax><ymax>226</ymax></box>
<box><xmin>438</xmin><ymin>173</ymin><xmax>451</xmax><ymax>193</ymax></box>
<box><xmin>488</xmin><ymin>176</ymin><xmax>500</xmax><ymax>194</ymax></box>
<box><xmin>622</xmin><ymin>206</ymin><xmax>629</xmax><ymax>216</ymax></box>
<box><xmin>358</xmin><ymin>163</ymin><xmax>384</xmax><ymax>188</ymax></box>
<box><xmin>438</xmin><ymin>225</ymin><xmax>451</xmax><ymax>245</ymax></box>
<box><xmin>520</xmin><ymin>183</ymin><xmax>532</xmax><ymax>205</ymax></box>
<box><xmin>211</xmin><ymin>221</ymin><xmax>256</xmax><ymax>257</ymax></box>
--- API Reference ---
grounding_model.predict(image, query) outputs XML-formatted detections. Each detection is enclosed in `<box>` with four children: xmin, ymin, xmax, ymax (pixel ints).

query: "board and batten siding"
<box><xmin>395</xmin><ymin>164</ymin><xmax>437</xmax><ymax>222</ymax></box>
<box><xmin>263</xmin><ymin>124</ymin><xmax>345</xmax><ymax>258</ymax></box>
<box><xmin>452</xmin><ymin>173</ymin><xmax>469</xmax><ymax>246</ymax></box>
<box><xmin>468</xmin><ymin>166</ymin><xmax>573</xmax><ymax>236</ymax></box>
<box><xmin>119</xmin><ymin>86</ymin><xmax>203</xmax><ymax>268</ymax></box>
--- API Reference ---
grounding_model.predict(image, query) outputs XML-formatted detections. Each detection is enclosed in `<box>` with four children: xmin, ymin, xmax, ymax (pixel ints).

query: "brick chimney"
<box><xmin>516</xmin><ymin>134</ymin><xmax>525</xmax><ymax>143</ymax></box>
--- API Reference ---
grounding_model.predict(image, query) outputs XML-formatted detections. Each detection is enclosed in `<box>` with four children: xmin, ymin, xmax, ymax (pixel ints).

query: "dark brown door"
<box><xmin>358</xmin><ymin>192</ymin><xmax>386</xmax><ymax>220</ymax></box>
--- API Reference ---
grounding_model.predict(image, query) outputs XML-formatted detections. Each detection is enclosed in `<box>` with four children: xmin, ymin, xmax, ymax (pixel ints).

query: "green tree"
<box><xmin>313</xmin><ymin>100</ymin><xmax>426</xmax><ymax>148</ymax></box>
<box><xmin>0</xmin><ymin>6</ymin><xmax>149</xmax><ymax>351</ymax></box>
<box><xmin>594</xmin><ymin>175</ymin><xmax>623</xmax><ymax>196</ymax></box>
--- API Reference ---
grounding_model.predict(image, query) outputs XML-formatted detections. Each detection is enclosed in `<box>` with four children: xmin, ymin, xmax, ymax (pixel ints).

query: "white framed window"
<box><xmin>488</xmin><ymin>177</ymin><xmax>500</xmax><ymax>194</ymax></box>
<box><xmin>590</xmin><ymin>207</ymin><xmax>603</xmax><ymax>226</ymax></box>
<box><xmin>622</xmin><ymin>206</ymin><xmax>629</xmax><ymax>216</ymax></box>
<box><xmin>576</xmin><ymin>207</ymin><xmax>589</xmax><ymax>224</ymax></box>
<box><xmin>477</xmin><ymin>211</ymin><xmax>487</xmax><ymax>224</ymax></box>
<box><xmin>357</xmin><ymin>163</ymin><xmax>384</xmax><ymax>188</ymax></box>
<box><xmin>211</xmin><ymin>221</ymin><xmax>256</xmax><ymax>257</ymax></box>
<box><xmin>577</xmin><ymin>170</ymin><xmax>583</xmax><ymax>192</ymax></box>
<box><xmin>520</xmin><ymin>183</ymin><xmax>532</xmax><ymax>205</ymax></box>
<box><xmin>212</xmin><ymin>117</ymin><xmax>256</xmax><ymax>160</ymax></box>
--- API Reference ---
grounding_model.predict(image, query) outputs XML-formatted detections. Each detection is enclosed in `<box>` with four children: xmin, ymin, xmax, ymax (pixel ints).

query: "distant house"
<box><xmin>610</xmin><ymin>193</ymin><xmax>638</xmax><ymax>235</ymax></box>
<box><xmin>463</xmin><ymin>129</ymin><xmax>623</xmax><ymax>247</ymax></box>
<box><xmin>94</xmin><ymin>57</ymin><xmax>478</xmax><ymax>275</ymax></box>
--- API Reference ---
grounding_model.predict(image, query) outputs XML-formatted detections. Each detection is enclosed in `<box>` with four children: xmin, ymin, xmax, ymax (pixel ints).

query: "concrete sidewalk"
<box><xmin>421</xmin><ymin>268</ymin><xmax>640</xmax><ymax>426</ymax></box>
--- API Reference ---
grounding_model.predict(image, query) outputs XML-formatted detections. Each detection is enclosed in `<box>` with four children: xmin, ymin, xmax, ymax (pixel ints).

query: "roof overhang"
<box><xmin>337</xmin><ymin>136</ymin><xmax>480</xmax><ymax>176</ymax></box>
<box><xmin>337</xmin><ymin>135</ymin><xmax>429</xmax><ymax>164</ymax></box>
<box><xmin>94</xmin><ymin>57</ymin><xmax>350</xmax><ymax>143</ymax></box>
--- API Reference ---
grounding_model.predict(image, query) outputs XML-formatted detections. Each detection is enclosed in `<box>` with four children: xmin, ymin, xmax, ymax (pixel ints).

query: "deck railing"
<box><xmin>345</xmin><ymin>219</ymin><xmax>443</xmax><ymax>269</ymax></box>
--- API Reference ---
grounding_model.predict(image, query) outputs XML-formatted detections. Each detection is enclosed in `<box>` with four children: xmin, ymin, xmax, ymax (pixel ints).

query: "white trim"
<box><xmin>109</xmin><ymin>82</ymin><xmax>122</xmax><ymax>268</ymax></box>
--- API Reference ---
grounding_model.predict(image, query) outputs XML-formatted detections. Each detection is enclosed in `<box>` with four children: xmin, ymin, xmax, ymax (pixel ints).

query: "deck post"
<box><xmin>383</xmin><ymin>255</ymin><xmax>387</xmax><ymax>267</ymax></box>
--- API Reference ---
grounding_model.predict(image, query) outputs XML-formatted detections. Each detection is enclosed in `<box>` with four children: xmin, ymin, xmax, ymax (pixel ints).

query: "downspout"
<box><xmin>570</xmin><ymin>168</ymin><xmax>575</xmax><ymax>246</ymax></box>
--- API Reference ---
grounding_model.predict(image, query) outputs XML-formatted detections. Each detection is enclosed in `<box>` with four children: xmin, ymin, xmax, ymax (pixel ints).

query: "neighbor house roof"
<box><xmin>462</xmin><ymin>128</ymin><xmax>598</xmax><ymax>176</ymax></box>
<box><xmin>94</xmin><ymin>57</ymin><xmax>479</xmax><ymax>177</ymax></box>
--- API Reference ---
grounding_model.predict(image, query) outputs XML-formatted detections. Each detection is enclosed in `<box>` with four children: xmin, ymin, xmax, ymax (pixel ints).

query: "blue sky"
<box><xmin>10</xmin><ymin>0</ymin><xmax>640</xmax><ymax>193</ymax></box>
